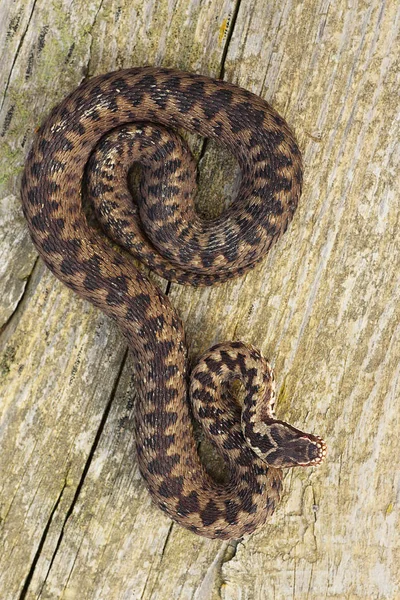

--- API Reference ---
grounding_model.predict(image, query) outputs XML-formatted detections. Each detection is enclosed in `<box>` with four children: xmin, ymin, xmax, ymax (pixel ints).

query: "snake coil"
<box><xmin>21</xmin><ymin>67</ymin><xmax>326</xmax><ymax>539</ymax></box>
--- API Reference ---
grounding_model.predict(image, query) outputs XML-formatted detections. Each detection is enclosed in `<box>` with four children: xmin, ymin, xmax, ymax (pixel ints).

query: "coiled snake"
<box><xmin>21</xmin><ymin>67</ymin><xmax>326</xmax><ymax>539</ymax></box>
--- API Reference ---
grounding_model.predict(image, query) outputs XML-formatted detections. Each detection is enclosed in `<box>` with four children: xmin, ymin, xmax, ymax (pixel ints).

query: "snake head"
<box><xmin>244</xmin><ymin>420</ymin><xmax>327</xmax><ymax>469</ymax></box>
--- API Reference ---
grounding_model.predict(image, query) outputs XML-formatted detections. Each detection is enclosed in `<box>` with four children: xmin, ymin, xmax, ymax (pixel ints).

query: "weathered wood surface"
<box><xmin>0</xmin><ymin>0</ymin><xmax>399</xmax><ymax>598</ymax></box>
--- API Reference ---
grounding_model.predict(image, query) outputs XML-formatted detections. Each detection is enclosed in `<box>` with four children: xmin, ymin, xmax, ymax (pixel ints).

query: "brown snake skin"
<box><xmin>21</xmin><ymin>67</ymin><xmax>326</xmax><ymax>539</ymax></box>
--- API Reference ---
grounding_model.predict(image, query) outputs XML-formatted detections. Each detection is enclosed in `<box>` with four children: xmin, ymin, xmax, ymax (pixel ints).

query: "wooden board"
<box><xmin>0</xmin><ymin>0</ymin><xmax>399</xmax><ymax>598</ymax></box>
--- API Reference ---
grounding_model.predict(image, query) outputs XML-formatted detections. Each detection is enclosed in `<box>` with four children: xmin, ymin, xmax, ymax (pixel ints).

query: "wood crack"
<box><xmin>22</xmin><ymin>348</ymin><xmax>129</xmax><ymax>598</ymax></box>
<box><xmin>214</xmin><ymin>539</ymin><xmax>239</xmax><ymax>598</ymax></box>
<box><xmin>0</xmin><ymin>0</ymin><xmax>38</xmax><ymax>112</ymax></box>
<box><xmin>139</xmin><ymin>522</ymin><xmax>174</xmax><ymax>600</ymax></box>
<box><xmin>85</xmin><ymin>0</ymin><xmax>106</xmax><ymax>79</ymax></box>
<box><xmin>18</xmin><ymin>480</ymin><xmax>67</xmax><ymax>600</ymax></box>
<box><xmin>0</xmin><ymin>255</ymin><xmax>39</xmax><ymax>337</ymax></box>
<box><xmin>219</xmin><ymin>0</ymin><xmax>242</xmax><ymax>80</ymax></box>
<box><xmin>190</xmin><ymin>0</ymin><xmax>243</xmax><ymax>223</ymax></box>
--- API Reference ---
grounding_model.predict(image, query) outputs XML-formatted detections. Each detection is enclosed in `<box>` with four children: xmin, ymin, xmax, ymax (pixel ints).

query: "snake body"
<box><xmin>21</xmin><ymin>67</ymin><xmax>326</xmax><ymax>539</ymax></box>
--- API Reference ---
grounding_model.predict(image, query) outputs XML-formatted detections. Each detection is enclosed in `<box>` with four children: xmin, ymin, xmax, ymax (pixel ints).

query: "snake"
<box><xmin>21</xmin><ymin>67</ymin><xmax>326</xmax><ymax>539</ymax></box>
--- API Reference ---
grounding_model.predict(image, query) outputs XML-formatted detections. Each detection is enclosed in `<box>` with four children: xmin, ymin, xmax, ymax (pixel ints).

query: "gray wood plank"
<box><xmin>0</xmin><ymin>0</ymin><xmax>399</xmax><ymax>598</ymax></box>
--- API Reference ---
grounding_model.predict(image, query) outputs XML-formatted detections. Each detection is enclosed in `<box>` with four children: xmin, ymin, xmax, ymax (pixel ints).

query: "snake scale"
<box><xmin>21</xmin><ymin>67</ymin><xmax>326</xmax><ymax>539</ymax></box>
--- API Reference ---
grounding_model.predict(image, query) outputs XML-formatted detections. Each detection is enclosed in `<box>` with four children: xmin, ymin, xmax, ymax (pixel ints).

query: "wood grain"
<box><xmin>0</xmin><ymin>0</ymin><xmax>399</xmax><ymax>598</ymax></box>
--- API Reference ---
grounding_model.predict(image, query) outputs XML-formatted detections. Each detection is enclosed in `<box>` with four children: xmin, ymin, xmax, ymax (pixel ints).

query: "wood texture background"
<box><xmin>1</xmin><ymin>0</ymin><xmax>399</xmax><ymax>598</ymax></box>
